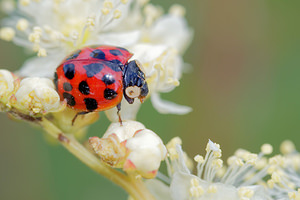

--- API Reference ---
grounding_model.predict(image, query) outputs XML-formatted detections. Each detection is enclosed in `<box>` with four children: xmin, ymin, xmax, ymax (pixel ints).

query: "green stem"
<box><xmin>39</xmin><ymin>118</ymin><xmax>155</xmax><ymax>200</ymax></box>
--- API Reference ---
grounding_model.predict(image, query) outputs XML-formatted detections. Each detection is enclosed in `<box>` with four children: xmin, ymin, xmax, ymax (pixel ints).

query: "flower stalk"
<box><xmin>39</xmin><ymin>117</ymin><xmax>155</xmax><ymax>200</ymax></box>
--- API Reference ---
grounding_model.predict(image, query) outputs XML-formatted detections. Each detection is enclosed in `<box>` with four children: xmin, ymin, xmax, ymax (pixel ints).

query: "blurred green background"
<box><xmin>1</xmin><ymin>0</ymin><xmax>300</xmax><ymax>199</ymax></box>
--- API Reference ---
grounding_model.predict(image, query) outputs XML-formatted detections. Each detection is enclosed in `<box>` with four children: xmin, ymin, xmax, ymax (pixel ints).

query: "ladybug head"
<box><xmin>123</xmin><ymin>60</ymin><xmax>149</xmax><ymax>104</ymax></box>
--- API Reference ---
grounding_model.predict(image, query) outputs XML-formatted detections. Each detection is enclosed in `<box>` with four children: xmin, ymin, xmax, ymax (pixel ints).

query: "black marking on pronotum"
<box><xmin>122</xmin><ymin>60</ymin><xmax>149</xmax><ymax>104</ymax></box>
<box><xmin>63</xmin><ymin>92</ymin><xmax>76</xmax><ymax>106</ymax></box>
<box><xmin>106</xmin><ymin>61</ymin><xmax>122</xmax><ymax>72</ymax></box>
<box><xmin>63</xmin><ymin>63</ymin><xmax>75</xmax><ymax>79</ymax></box>
<box><xmin>104</xmin><ymin>88</ymin><xmax>117</xmax><ymax>100</ymax></box>
<box><xmin>90</xmin><ymin>49</ymin><xmax>106</xmax><ymax>59</ymax></box>
<box><xmin>78</xmin><ymin>81</ymin><xmax>90</xmax><ymax>95</ymax></box>
<box><xmin>109</xmin><ymin>49</ymin><xmax>123</xmax><ymax>56</ymax></box>
<box><xmin>54</xmin><ymin>72</ymin><xmax>58</xmax><ymax>90</ymax></box>
<box><xmin>84</xmin><ymin>98</ymin><xmax>98</xmax><ymax>111</ymax></box>
<box><xmin>110</xmin><ymin>59</ymin><xmax>123</xmax><ymax>66</ymax></box>
<box><xmin>66</xmin><ymin>50</ymin><xmax>81</xmax><ymax>60</ymax></box>
<box><xmin>83</xmin><ymin>63</ymin><xmax>104</xmax><ymax>78</ymax></box>
<box><xmin>63</xmin><ymin>82</ymin><xmax>73</xmax><ymax>91</ymax></box>
<box><xmin>101</xmin><ymin>74</ymin><xmax>115</xmax><ymax>85</ymax></box>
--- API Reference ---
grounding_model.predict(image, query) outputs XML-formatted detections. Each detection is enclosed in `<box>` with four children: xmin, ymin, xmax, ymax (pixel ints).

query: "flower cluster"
<box><xmin>0</xmin><ymin>69</ymin><xmax>63</xmax><ymax>115</ymax></box>
<box><xmin>145</xmin><ymin>138</ymin><xmax>300</xmax><ymax>200</ymax></box>
<box><xmin>0</xmin><ymin>0</ymin><xmax>193</xmax><ymax>196</ymax></box>
<box><xmin>0</xmin><ymin>0</ymin><xmax>193</xmax><ymax>117</ymax></box>
<box><xmin>89</xmin><ymin>120</ymin><xmax>167</xmax><ymax>178</ymax></box>
<box><xmin>1</xmin><ymin>1</ymin><xmax>300</xmax><ymax>200</ymax></box>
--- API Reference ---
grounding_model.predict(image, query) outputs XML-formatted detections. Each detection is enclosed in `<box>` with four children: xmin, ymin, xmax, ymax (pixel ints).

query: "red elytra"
<box><xmin>54</xmin><ymin>45</ymin><xmax>149</xmax><ymax>117</ymax></box>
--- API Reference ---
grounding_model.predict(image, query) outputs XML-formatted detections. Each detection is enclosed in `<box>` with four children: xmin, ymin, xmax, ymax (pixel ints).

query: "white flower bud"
<box><xmin>94</xmin><ymin>121</ymin><xmax>166</xmax><ymax>178</ymax></box>
<box><xmin>11</xmin><ymin>77</ymin><xmax>63</xmax><ymax>114</ymax></box>
<box><xmin>0</xmin><ymin>69</ymin><xmax>19</xmax><ymax>106</ymax></box>
<box><xmin>103</xmin><ymin>120</ymin><xmax>146</xmax><ymax>142</ymax></box>
<box><xmin>124</xmin><ymin>128</ymin><xmax>167</xmax><ymax>178</ymax></box>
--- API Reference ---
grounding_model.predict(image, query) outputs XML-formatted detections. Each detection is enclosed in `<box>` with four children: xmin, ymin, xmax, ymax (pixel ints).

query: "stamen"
<box><xmin>207</xmin><ymin>185</ymin><xmax>217</xmax><ymax>193</ymax></box>
<box><xmin>86</xmin><ymin>15</ymin><xmax>96</xmax><ymax>30</ymax></box>
<box><xmin>37</xmin><ymin>48</ymin><xmax>47</xmax><ymax>57</ymax></box>
<box><xmin>194</xmin><ymin>155</ymin><xmax>204</xmax><ymax>163</ymax></box>
<box><xmin>261</xmin><ymin>143</ymin><xmax>273</xmax><ymax>155</ymax></box>
<box><xmin>280</xmin><ymin>140</ymin><xmax>296</xmax><ymax>155</ymax></box>
<box><xmin>113</xmin><ymin>10</ymin><xmax>122</xmax><ymax>19</ymax></box>
<box><xmin>238</xmin><ymin>187</ymin><xmax>254</xmax><ymax>199</ymax></box>
<box><xmin>104</xmin><ymin>1</ymin><xmax>113</xmax><ymax>9</ymax></box>
<box><xmin>0</xmin><ymin>27</ymin><xmax>15</xmax><ymax>41</ymax></box>
<box><xmin>20</xmin><ymin>0</ymin><xmax>30</xmax><ymax>6</ymax></box>
<box><xmin>16</xmin><ymin>19</ymin><xmax>29</xmax><ymax>31</ymax></box>
<box><xmin>271</xmin><ymin>171</ymin><xmax>281</xmax><ymax>183</ymax></box>
<box><xmin>189</xmin><ymin>178</ymin><xmax>204</xmax><ymax>197</ymax></box>
<box><xmin>101</xmin><ymin>8</ymin><xmax>111</xmax><ymax>15</ymax></box>
<box><xmin>169</xmin><ymin>4</ymin><xmax>186</xmax><ymax>17</ymax></box>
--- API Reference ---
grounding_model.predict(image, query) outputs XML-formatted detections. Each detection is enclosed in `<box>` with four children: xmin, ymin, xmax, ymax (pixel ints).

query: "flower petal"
<box><xmin>18</xmin><ymin>54</ymin><xmax>64</xmax><ymax>78</ymax></box>
<box><xmin>103</xmin><ymin>120</ymin><xmax>145</xmax><ymax>142</ymax></box>
<box><xmin>104</xmin><ymin>97</ymin><xmax>142</xmax><ymax>123</ymax></box>
<box><xmin>170</xmin><ymin>172</ymin><xmax>198</xmax><ymax>200</ymax></box>
<box><xmin>149</xmin><ymin>14</ymin><xmax>193</xmax><ymax>53</ymax></box>
<box><xmin>151</xmin><ymin>92</ymin><xmax>192</xmax><ymax>115</ymax></box>
<box><xmin>130</xmin><ymin>44</ymin><xmax>168</xmax><ymax>64</ymax></box>
<box><xmin>88</xmin><ymin>30</ymin><xmax>141</xmax><ymax>47</ymax></box>
<box><xmin>145</xmin><ymin>179</ymin><xmax>172</xmax><ymax>200</ymax></box>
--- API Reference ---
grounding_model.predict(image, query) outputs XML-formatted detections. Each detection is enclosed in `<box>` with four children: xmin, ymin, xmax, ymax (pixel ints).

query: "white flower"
<box><xmin>143</xmin><ymin>10</ymin><xmax>193</xmax><ymax>54</ymax></box>
<box><xmin>89</xmin><ymin>120</ymin><xmax>167</xmax><ymax>178</ymax></box>
<box><xmin>146</xmin><ymin>138</ymin><xmax>274</xmax><ymax>200</ymax></box>
<box><xmin>1</xmin><ymin>0</ymin><xmax>193</xmax><ymax>119</ymax></box>
<box><xmin>3</xmin><ymin>0</ymin><xmax>139</xmax><ymax>77</ymax></box>
<box><xmin>10</xmin><ymin>77</ymin><xmax>63</xmax><ymax>114</ymax></box>
<box><xmin>130</xmin><ymin>44</ymin><xmax>192</xmax><ymax>115</ymax></box>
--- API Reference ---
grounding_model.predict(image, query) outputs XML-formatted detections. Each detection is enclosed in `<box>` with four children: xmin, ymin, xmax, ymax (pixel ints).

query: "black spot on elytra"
<box><xmin>63</xmin><ymin>82</ymin><xmax>73</xmax><ymax>91</ymax></box>
<box><xmin>110</xmin><ymin>59</ymin><xmax>123</xmax><ymax>66</ymax></box>
<box><xmin>110</xmin><ymin>49</ymin><xmax>123</xmax><ymax>56</ymax></box>
<box><xmin>101</xmin><ymin>74</ymin><xmax>115</xmax><ymax>85</ymax></box>
<box><xmin>106</xmin><ymin>61</ymin><xmax>122</xmax><ymax>72</ymax></box>
<box><xmin>63</xmin><ymin>63</ymin><xmax>75</xmax><ymax>79</ymax></box>
<box><xmin>90</xmin><ymin>49</ymin><xmax>106</xmax><ymax>59</ymax></box>
<box><xmin>104</xmin><ymin>88</ymin><xmax>117</xmax><ymax>100</ymax></box>
<box><xmin>116</xmin><ymin>47</ymin><xmax>128</xmax><ymax>52</ymax></box>
<box><xmin>78</xmin><ymin>81</ymin><xmax>90</xmax><ymax>95</ymax></box>
<box><xmin>66</xmin><ymin>50</ymin><xmax>81</xmax><ymax>60</ymax></box>
<box><xmin>83</xmin><ymin>63</ymin><xmax>104</xmax><ymax>78</ymax></box>
<box><xmin>84</xmin><ymin>98</ymin><xmax>98</xmax><ymax>111</ymax></box>
<box><xmin>63</xmin><ymin>92</ymin><xmax>76</xmax><ymax>106</ymax></box>
<box><xmin>54</xmin><ymin>72</ymin><xmax>58</xmax><ymax>90</ymax></box>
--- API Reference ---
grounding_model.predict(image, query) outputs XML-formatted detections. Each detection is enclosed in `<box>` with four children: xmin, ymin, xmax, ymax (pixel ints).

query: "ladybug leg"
<box><xmin>116</xmin><ymin>103</ymin><xmax>123</xmax><ymax>126</ymax></box>
<box><xmin>72</xmin><ymin>111</ymin><xmax>90</xmax><ymax>126</ymax></box>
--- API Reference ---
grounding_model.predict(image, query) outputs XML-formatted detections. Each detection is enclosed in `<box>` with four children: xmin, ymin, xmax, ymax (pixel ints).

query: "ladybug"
<box><xmin>54</xmin><ymin>46</ymin><xmax>149</xmax><ymax>124</ymax></box>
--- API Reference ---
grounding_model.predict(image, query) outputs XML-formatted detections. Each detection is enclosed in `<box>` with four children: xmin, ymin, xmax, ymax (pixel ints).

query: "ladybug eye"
<box><xmin>125</xmin><ymin>86</ymin><xmax>141</xmax><ymax>99</ymax></box>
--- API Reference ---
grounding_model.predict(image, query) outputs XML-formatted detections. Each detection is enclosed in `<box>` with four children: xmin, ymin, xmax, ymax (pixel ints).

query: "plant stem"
<box><xmin>39</xmin><ymin>118</ymin><xmax>155</xmax><ymax>200</ymax></box>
